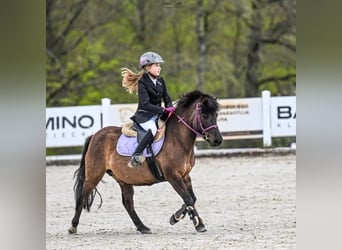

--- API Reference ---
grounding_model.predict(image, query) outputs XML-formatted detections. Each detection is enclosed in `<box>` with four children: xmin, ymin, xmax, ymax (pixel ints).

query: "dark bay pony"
<box><xmin>68</xmin><ymin>90</ymin><xmax>223</xmax><ymax>234</ymax></box>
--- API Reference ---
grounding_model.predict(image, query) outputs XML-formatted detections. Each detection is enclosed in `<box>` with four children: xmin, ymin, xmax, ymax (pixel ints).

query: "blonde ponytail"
<box><xmin>121</xmin><ymin>68</ymin><xmax>144</xmax><ymax>94</ymax></box>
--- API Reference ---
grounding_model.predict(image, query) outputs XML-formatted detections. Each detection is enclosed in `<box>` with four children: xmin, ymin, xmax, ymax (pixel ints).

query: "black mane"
<box><xmin>176</xmin><ymin>90</ymin><xmax>219</xmax><ymax>114</ymax></box>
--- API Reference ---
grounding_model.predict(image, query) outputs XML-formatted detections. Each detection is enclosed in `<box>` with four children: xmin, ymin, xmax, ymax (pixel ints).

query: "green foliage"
<box><xmin>46</xmin><ymin>0</ymin><xmax>296</xmax><ymax>153</ymax></box>
<box><xmin>47</xmin><ymin>0</ymin><xmax>296</xmax><ymax>105</ymax></box>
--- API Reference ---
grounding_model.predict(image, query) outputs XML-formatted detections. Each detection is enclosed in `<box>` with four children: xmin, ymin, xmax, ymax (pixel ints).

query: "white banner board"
<box><xmin>46</xmin><ymin>106</ymin><xmax>102</xmax><ymax>147</ymax></box>
<box><xmin>270</xmin><ymin>96</ymin><xmax>296</xmax><ymax>136</ymax></box>
<box><xmin>109</xmin><ymin>104</ymin><xmax>137</xmax><ymax>126</ymax></box>
<box><xmin>218</xmin><ymin>98</ymin><xmax>263</xmax><ymax>138</ymax></box>
<box><xmin>46</xmin><ymin>92</ymin><xmax>296</xmax><ymax>147</ymax></box>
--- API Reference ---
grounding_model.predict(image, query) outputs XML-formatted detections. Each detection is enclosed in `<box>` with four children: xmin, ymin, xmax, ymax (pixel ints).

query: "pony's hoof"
<box><xmin>196</xmin><ymin>225</ymin><xmax>207</xmax><ymax>233</ymax></box>
<box><xmin>68</xmin><ymin>226</ymin><xmax>77</xmax><ymax>234</ymax></box>
<box><xmin>169</xmin><ymin>213</ymin><xmax>186</xmax><ymax>225</ymax></box>
<box><xmin>169</xmin><ymin>214</ymin><xmax>177</xmax><ymax>225</ymax></box>
<box><xmin>137</xmin><ymin>226</ymin><xmax>152</xmax><ymax>234</ymax></box>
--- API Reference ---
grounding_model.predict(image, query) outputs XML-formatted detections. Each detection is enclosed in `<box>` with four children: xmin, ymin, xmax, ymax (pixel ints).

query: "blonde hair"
<box><xmin>121</xmin><ymin>68</ymin><xmax>145</xmax><ymax>94</ymax></box>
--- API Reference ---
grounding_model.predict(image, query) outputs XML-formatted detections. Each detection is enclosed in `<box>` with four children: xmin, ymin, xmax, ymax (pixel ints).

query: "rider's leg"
<box><xmin>128</xmin><ymin>129</ymin><xmax>154</xmax><ymax>167</ymax></box>
<box><xmin>128</xmin><ymin>118</ymin><xmax>157</xmax><ymax>168</ymax></box>
<box><xmin>139</xmin><ymin>117</ymin><xmax>158</xmax><ymax>136</ymax></box>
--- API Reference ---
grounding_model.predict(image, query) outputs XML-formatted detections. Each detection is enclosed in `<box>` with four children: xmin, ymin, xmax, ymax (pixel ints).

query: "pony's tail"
<box><xmin>72</xmin><ymin>135</ymin><xmax>102</xmax><ymax>212</ymax></box>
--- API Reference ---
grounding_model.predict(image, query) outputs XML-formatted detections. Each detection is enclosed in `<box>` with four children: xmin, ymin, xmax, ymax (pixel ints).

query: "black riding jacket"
<box><xmin>131</xmin><ymin>73</ymin><xmax>173</xmax><ymax>123</ymax></box>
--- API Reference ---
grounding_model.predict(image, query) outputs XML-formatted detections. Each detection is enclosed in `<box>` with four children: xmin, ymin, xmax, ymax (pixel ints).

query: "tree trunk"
<box><xmin>196</xmin><ymin>0</ymin><xmax>205</xmax><ymax>91</ymax></box>
<box><xmin>245</xmin><ymin>0</ymin><xmax>263</xmax><ymax>97</ymax></box>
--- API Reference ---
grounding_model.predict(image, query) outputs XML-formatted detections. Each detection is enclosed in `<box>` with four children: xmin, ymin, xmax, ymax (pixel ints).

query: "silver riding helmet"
<box><xmin>139</xmin><ymin>52</ymin><xmax>165</xmax><ymax>68</ymax></box>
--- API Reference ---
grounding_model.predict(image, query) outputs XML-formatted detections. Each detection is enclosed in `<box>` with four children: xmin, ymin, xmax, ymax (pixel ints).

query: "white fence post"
<box><xmin>261</xmin><ymin>90</ymin><xmax>272</xmax><ymax>147</ymax></box>
<box><xmin>101</xmin><ymin>98</ymin><xmax>111</xmax><ymax>127</ymax></box>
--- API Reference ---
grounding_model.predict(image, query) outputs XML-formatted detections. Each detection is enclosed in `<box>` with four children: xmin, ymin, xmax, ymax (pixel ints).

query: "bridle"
<box><xmin>169</xmin><ymin>102</ymin><xmax>218</xmax><ymax>140</ymax></box>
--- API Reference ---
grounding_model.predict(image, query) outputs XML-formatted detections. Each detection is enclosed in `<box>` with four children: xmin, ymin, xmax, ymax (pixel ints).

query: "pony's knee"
<box><xmin>184</xmin><ymin>197</ymin><xmax>195</xmax><ymax>207</ymax></box>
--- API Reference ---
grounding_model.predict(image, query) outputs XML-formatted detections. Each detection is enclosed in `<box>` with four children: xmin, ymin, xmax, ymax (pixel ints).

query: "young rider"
<box><xmin>121</xmin><ymin>51</ymin><xmax>175</xmax><ymax>167</ymax></box>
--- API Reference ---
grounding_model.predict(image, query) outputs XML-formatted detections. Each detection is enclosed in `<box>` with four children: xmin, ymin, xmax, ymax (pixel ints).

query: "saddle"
<box><xmin>117</xmin><ymin>119</ymin><xmax>166</xmax><ymax>182</ymax></box>
<box><xmin>121</xmin><ymin>119</ymin><xmax>166</xmax><ymax>141</ymax></box>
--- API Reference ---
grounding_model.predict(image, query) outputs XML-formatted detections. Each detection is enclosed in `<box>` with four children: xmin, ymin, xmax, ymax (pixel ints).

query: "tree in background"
<box><xmin>46</xmin><ymin>0</ymin><xmax>296</xmax><ymax>107</ymax></box>
<box><xmin>243</xmin><ymin>0</ymin><xmax>296</xmax><ymax>97</ymax></box>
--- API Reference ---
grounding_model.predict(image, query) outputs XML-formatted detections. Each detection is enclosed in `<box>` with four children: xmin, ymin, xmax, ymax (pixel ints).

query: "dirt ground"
<box><xmin>46</xmin><ymin>155</ymin><xmax>296</xmax><ymax>250</ymax></box>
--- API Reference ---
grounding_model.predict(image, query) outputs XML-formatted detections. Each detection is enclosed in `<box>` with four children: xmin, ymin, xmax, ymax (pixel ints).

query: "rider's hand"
<box><xmin>163</xmin><ymin>106</ymin><xmax>176</xmax><ymax>113</ymax></box>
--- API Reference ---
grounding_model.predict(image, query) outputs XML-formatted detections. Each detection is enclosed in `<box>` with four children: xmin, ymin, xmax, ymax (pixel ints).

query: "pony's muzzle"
<box><xmin>206</xmin><ymin>131</ymin><xmax>223</xmax><ymax>146</ymax></box>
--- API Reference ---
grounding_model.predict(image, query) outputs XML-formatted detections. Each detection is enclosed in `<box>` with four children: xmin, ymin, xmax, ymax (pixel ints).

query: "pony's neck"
<box><xmin>166</xmin><ymin>108</ymin><xmax>197</xmax><ymax>152</ymax></box>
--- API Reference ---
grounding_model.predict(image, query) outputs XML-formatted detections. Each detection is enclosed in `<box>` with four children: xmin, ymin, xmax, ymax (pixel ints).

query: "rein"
<box><xmin>172</xmin><ymin>103</ymin><xmax>218</xmax><ymax>139</ymax></box>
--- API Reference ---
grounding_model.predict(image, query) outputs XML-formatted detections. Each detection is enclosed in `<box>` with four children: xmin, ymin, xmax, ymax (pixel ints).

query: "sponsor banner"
<box><xmin>270</xmin><ymin>96</ymin><xmax>296</xmax><ymax>136</ymax></box>
<box><xmin>46</xmin><ymin>106</ymin><xmax>102</xmax><ymax>147</ymax></box>
<box><xmin>46</xmin><ymin>94</ymin><xmax>296</xmax><ymax>147</ymax></box>
<box><xmin>217</xmin><ymin>98</ymin><xmax>263</xmax><ymax>138</ymax></box>
<box><xmin>109</xmin><ymin>104</ymin><xmax>138</xmax><ymax>126</ymax></box>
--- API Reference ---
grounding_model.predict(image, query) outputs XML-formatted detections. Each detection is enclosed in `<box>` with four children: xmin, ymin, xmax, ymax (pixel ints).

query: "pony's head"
<box><xmin>176</xmin><ymin>90</ymin><xmax>223</xmax><ymax>147</ymax></box>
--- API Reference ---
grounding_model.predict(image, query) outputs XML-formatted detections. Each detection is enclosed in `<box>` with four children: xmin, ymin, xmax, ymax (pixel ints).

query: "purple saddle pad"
<box><xmin>116</xmin><ymin>134</ymin><xmax>165</xmax><ymax>157</ymax></box>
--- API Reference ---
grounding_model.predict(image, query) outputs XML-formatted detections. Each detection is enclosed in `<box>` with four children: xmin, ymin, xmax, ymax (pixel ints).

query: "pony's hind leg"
<box><xmin>68</xmin><ymin>191</ymin><xmax>83</xmax><ymax>234</ymax></box>
<box><xmin>68</xmin><ymin>179</ymin><xmax>102</xmax><ymax>234</ymax></box>
<box><xmin>68</xmin><ymin>137</ymin><xmax>105</xmax><ymax>234</ymax></box>
<box><xmin>69</xmin><ymin>135</ymin><xmax>91</xmax><ymax>234</ymax></box>
<box><xmin>119</xmin><ymin>182</ymin><xmax>151</xmax><ymax>234</ymax></box>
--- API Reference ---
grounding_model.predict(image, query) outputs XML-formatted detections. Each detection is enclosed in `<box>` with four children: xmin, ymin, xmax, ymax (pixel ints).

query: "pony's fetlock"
<box><xmin>186</xmin><ymin>206</ymin><xmax>200</xmax><ymax>226</ymax></box>
<box><xmin>170</xmin><ymin>204</ymin><xmax>189</xmax><ymax>225</ymax></box>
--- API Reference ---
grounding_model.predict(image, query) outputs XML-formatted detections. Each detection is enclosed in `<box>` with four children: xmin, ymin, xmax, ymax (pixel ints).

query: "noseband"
<box><xmin>172</xmin><ymin>103</ymin><xmax>218</xmax><ymax>139</ymax></box>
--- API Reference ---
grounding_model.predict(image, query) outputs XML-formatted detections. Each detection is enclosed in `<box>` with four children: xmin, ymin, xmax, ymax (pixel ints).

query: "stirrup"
<box><xmin>128</xmin><ymin>154</ymin><xmax>146</xmax><ymax>168</ymax></box>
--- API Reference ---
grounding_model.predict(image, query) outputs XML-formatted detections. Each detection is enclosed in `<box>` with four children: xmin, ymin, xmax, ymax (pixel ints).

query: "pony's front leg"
<box><xmin>119</xmin><ymin>183</ymin><xmax>151</xmax><ymax>234</ymax></box>
<box><xmin>168</xmin><ymin>176</ymin><xmax>206</xmax><ymax>232</ymax></box>
<box><xmin>186</xmin><ymin>205</ymin><xmax>206</xmax><ymax>232</ymax></box>
<box><xmin>183</xmin><ymin>175</ymin><xmax>206</xmax><ymax>232</ymax></box>
<box><xmin>169</xmin><ymin>204</ymin><xmax>188</xmax><ymax>225</ymax></box>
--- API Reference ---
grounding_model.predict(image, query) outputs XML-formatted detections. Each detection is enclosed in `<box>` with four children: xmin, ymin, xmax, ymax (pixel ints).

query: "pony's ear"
<box><xmin>201</xmin><ymin>97</ymin><xmax>210</xmax><ymax>113</ymax></box>
<box><xmin>202</xmin><ymin>97</ymin><xmax>208</xmax><ymax>104</ymax></box>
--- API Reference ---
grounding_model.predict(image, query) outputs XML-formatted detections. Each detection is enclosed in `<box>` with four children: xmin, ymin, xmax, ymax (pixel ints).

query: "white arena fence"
<box><xmin>46</xmin><ymin>90</ymin><xmax>295</xmax><ymax>148</ymax></box>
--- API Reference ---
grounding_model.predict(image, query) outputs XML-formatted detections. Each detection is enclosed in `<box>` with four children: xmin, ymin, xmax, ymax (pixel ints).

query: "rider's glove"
<box><xmin>163</xmin><ymin>106</ymin><xmax>176</xmax><ymax>113</ymax></box>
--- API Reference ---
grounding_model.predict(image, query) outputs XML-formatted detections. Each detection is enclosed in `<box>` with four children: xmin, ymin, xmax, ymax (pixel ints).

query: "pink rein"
<box><xmin>169</xmin><ymin>103</ymin><xmax>218</xmax><ymax>138</ymax></box>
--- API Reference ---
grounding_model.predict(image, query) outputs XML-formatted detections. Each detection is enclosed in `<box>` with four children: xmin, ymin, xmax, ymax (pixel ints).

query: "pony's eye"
<box><xmin>201</xmin><ymin>113</ymin><xmax>208</xmax><ymax>119</ymax></box>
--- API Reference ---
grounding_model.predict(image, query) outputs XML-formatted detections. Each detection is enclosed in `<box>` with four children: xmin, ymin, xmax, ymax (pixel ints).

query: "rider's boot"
<box><xmin>128</xmin><ymin>129</ymin><xmax>154</xmax><ymax>168</ymax></box>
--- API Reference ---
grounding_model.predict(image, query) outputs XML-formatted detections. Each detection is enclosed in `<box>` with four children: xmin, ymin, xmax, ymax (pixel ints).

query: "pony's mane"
<box><xmin>176</xmin><ymin>90</ymin><xmax>219</xmax><ymax>114</ymax></box>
